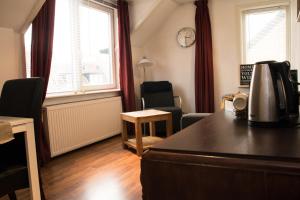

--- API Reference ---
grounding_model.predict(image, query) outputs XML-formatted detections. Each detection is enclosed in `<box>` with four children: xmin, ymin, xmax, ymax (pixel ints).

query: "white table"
<box><xmin>0</xmin><ymin>116</ymin><xmax>41</xmax><ymax>200</ymax></box>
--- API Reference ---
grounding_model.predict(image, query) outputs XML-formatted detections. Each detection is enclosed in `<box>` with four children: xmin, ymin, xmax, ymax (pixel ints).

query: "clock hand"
<box><xmin>185</xmin><ymin>36</ymin><xmax>191</xmax><ymax>45</ymax></box>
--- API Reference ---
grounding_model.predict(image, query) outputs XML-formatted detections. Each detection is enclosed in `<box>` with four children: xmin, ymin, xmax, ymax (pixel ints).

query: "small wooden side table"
<box><xmin>120</xmin><ymin>109</ymin><xmax>173</xmax><ymax>156</ymax></box>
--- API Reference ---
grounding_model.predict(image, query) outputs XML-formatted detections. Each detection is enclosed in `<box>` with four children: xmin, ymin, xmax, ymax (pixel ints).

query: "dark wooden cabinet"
<box><xmin>267</xmin><ymin>172</ymin><xmax>300</xmax><ymax>200</ymax></box>
<box><xmin>141</xmin><ymin>112</ymin><xmax>300</xmax><ymax>200</ymax></box>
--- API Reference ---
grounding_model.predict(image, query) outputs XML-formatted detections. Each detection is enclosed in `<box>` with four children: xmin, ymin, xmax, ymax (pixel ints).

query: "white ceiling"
<box><xmin>131</xmin><ymin>0</ymin><xmax>179</xmax><ymax>47</ymax></box>
<box><xmin>0</xmin><ymin>0</ymin><xmax>44</xmax><ymax>32</ymax></box>
<box><xmin>0</xmin><ymin>0</ymin><xmax>194</xmax><ymax>33</ymax></box>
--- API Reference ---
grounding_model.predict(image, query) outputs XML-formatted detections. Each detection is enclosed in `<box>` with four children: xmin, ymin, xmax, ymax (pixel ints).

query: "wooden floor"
<box><xmin>0</xmin><ymin>135</ymin><xmax>141</xmax><ymax>200</ymax></box>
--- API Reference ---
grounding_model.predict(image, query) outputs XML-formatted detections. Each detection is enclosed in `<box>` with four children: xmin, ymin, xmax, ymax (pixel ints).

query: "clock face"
<box><xmin>177</xmin><ymin>27</ymin><xmax>196</xmax><ymax>48</ymax></box>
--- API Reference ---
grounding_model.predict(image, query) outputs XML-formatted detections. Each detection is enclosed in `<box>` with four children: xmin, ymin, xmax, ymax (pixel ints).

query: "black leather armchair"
<box><xmin>140</xmin><ymin>81</ymin><xmax>182</xmax><ymax>136</ymax></box>
<box><xmin>0</xmin><ymin>78</ymin><xmax>45</xmax><ymax>200</ymax></box>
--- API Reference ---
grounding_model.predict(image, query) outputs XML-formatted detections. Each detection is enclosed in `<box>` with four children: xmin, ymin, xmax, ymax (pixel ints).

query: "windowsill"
<box><xmin>46</xmin><ymin>88</ymin><xmax>121</xmax><ymax>99</ymax></box>
<box><xmin>43</xmin><ymin>89</ymin><xmax>121</xmax><ymax>107</ymax></box>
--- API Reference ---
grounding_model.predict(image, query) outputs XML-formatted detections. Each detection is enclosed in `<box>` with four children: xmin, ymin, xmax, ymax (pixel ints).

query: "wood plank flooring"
<box><xmin>0</xmin><ymin>135</ymin><xmax>142</xmax><ymax>200</ymax></box>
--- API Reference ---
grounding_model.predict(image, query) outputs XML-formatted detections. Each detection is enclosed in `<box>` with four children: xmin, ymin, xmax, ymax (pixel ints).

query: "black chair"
<box><xmin>0</xmin><ymin>78</ymin><xmax>45</xmax><ymax>200</ymax></box>
<box><xmin>141</xmin><ymin>81</ymin><xmax>182</xmax><ymax>136</ymax></box>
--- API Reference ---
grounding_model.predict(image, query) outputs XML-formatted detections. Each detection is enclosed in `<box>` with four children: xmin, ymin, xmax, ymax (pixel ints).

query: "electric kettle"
<box><xmin>248</xmin><ymin>61</ymin><xmax>299</xmax><ymax>127</ymax></box>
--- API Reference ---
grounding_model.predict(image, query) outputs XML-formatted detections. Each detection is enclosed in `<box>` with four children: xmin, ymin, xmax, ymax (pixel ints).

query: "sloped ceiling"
<box><xmin>0</xmin><ymin>0</ymin><xmax>45</xmax><ymax>32</ymax></box>
<box><xmin>130</xmin><ymin>0</ymin><xmax>179</xmax><ymax>47</ymax></box>
<box><xmin>129</xmin><ymin>0</ymin><xmax>195</xmax><ymax>47</ymax></box>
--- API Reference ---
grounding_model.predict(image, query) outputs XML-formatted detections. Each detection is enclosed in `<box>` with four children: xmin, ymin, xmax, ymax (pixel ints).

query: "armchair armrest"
<box><xmin>174</xmin><ymin>96</ymin><xmax>182</xmax><ymax>109</ymax></box>
<box><xmin>141</xmin><ymin>97</ymin><xmax>146</xmax><ymax>110</ymax></box>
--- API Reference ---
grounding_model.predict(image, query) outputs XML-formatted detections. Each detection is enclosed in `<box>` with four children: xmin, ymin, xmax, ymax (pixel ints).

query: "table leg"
<box><xmin>142</xmin><ymin>123</ymin><xmax>146</xmax><ymax>136</ymax></box>
<box><xmin>24</xmin><ymin>123</ymin><xmax>41</xmax><ymax>200</ymax></box>
<box><xmin>149</xmin><ymin>122</ymin><xmax>156</xmax><ymax>136</ymax></box>
<box><xmin>121</xmin><ymin>120</ymin><xmax>128</xmax><ymax>149</ymax></box>
<box><xmin>135</xmin><ymin>122</ymin><xmax>143</xmax><ymax>156</ymax></box>
<box><xmin>166</xmin><ymin>115</ymin><xmax>173</xmax><ymax>137</ymax></box>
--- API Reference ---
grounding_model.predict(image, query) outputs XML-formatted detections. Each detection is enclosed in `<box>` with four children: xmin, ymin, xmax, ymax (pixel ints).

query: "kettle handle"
<box><xmin>278</xmin><ymin>62</ymin><xmax>297</xmax><ymax>117</ymax></box>
<box><xmin>275</xmin><ymin>73</ymin><xmax>287</xmax><ymax>111</ymax></box>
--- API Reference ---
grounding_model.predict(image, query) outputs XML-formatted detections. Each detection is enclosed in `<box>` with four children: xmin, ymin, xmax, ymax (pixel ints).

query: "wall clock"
<box><xmin>177</xmin><ymin>27</ymin><xmax>196</xmax><ymax>48</ymax></box>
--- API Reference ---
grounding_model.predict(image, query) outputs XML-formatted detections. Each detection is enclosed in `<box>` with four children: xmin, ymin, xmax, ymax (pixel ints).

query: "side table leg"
<box><xmin>122</xmin><ymin>120</ymin><xmax>128</xmax><ymax>149</ymax></box>
<box><xmin>149</xmin><ymin>122</ymin><xmax>156</xmax><ymax>136</ymax></box>
<box><xmin>166</xmin><ymin>115</ymin><xmax>173</xmax><ymax>137</ymax></box>
<box><xmin>135</xmin><ymin>122</ymin><xmax>143</xmax><ymax>156</ymax></box>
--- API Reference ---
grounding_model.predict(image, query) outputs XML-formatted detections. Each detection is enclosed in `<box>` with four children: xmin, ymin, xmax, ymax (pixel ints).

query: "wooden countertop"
<box><xmin>150</xmin><ymin>111</ymin><xmax>300</xmax><ymax>162</ymax></box>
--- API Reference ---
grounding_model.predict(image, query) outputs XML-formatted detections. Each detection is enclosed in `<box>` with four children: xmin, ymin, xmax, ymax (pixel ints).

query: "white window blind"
<box><xmin>242</xmin><ymin>6</ymin><xmax>289</xmax><ymax>64</ymax></box>
<box><xmin>24</xmin><ymin>0</ymin><xmax>117</xmax><ymax>96</ymax></box>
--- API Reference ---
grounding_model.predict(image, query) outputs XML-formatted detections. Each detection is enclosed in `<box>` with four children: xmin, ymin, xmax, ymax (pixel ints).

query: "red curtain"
<box><xmin>118</xmin><ymin>0</ymin><xmax>136</xmax><ymax>112</ymax></box>
<box><xmin>31</xmin><ymin>0</ymin><xmax>56</xmax><ymax>163</ymax></box>
<box><xmin>194</xmin><ymin>0</ymin><xmax>214</xmax><ymax>113</ymax></box>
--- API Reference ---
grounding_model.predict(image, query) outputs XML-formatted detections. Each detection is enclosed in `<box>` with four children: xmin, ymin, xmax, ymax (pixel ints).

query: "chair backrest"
<box><xmin>141</xmin><ymin>81</ymin><xmax>175</xmax><ymax>108</ymax></box>
<box><xmin>0</xmin><ymin>78</ymin><xmax>44</xmax><ymax>130</ymax></box>
<box><xmin>0</xmin><ymin>78</ymin><xmax>44</xmax><ymax>165</ymax></box>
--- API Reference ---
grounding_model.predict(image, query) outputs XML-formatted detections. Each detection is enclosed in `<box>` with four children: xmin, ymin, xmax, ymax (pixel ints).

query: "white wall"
<box><xmin>129</xmin><ymin>0</ymin><xmax>180</xmax><ymax>109</ymax></box>
<box><xmin>0</xmin><ymin>27</ymin><xmax>22</xmax><ymax>93</ymax></box>
<box><xmin>130</xmin><ymin>0</ymin><xmax>179</xmax><ymax>47</ymax></box>
<box><xmin>0</xmin><ymin>0</ymin><xmax>45</xmax><ymax>94</ymax></box>
<box><xmin>131</xmin><ymin>46</ymin><xmax>145</xmax><ymax>109</ymax></box>
<box><xmin>143</xmin><ymin>3</ymin><xmax>196</xmax><ymax>113</ymax></box>
<box><xmin>131</xmin><ymin>0</ymin><xmax>300</xmax><ymax>112</ymax></box>
<box><xmin>210</xmin><ymin>0</ymin><xmax>244</xmax><ymax>111</ymax></box>
<box><xmin>129</xmin><ymin>0</ymin><xmax>158</xmax><ymax>31</ymax></box>
<box><xmin>211</xmin><ymin>0</ymin><xmax>300</xmax><ymax>110</ymax></box>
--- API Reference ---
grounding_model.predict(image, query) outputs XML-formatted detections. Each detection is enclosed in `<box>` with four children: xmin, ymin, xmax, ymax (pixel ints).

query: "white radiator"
<box><xmin>44</xmin><ymin>97</ymin><xmax>122</xmax><ymax>157</ymax></box>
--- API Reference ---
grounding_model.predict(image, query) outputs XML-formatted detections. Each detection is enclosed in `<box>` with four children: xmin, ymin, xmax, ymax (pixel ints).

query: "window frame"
<box><xmin>79</xmin><ymin>0</ymin><xmax>118</xmax><ymax>92</ymax></box>
<box><xmin>24</xmin><ymin>0</ymin><xmax>119</xmax><ymax>98</ymax></box>
<box><xmin>240</xmin><ymin>3</ymin><xmax>291</xmax><ymax>64</ymax></box>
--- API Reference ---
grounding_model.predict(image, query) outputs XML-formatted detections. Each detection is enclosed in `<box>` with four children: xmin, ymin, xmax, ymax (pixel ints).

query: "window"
<box><xmin>25</xmin><ymin>0</ymin><xmax>117</xmax><ymax>95</ymax></box>
<box><xmin>241</xmin><ymin>6</ymin><xmax>289</xmax><ymax>64</ymax></box>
